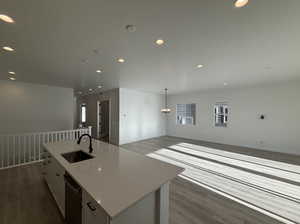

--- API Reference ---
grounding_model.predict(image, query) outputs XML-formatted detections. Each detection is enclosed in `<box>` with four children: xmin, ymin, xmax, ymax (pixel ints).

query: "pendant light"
<box><xmin>161</xmin><ymin>88</ymin><xmax>171</xmax><ymax>113</ymax></box>
<box><xmin>235</xmin><ymin>0</ymin><xmax>249</xmax><ymax>8</ymax></box>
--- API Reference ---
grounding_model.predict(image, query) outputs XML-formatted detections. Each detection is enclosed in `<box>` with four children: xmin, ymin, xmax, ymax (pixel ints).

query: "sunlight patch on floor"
<box><xmin>177</xmin><ymin>143</ymin><xmax>300</xmax><ymax>174</ymax></box>
<box><xmin>147</xmin><ymin>143</ymin><xmax>300</xmax><ymax>224</ymax></box>
<box><xmin>169</xmin><ymin>145</ymin><xmax>300</xmax><ymax>183</ymax></box>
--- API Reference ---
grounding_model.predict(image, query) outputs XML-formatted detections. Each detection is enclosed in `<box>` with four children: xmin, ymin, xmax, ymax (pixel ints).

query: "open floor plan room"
<box><xmin>1</xmin><ymin>0</ymin><xmax>300</xmax><ymax>224</ymax></box>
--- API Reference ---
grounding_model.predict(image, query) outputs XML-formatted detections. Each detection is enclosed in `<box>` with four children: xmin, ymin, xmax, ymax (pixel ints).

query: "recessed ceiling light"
<box><xmin>8</xmin><ymin>71</ymin><xmax>16</xmax><ymax>75</ymax></box>
<box><xmin>96</xmin><ymin>70</ymin><xmax>102</xmax><ymax>73</ymax></box>
<box><xmin>98</xmin><ymin>85</ymin><xmax>102</xmax><ymax>89</ymax></box>
<box><xmin>9</xmin><ymin>77</ymin><xmax>16</xmax><ymax>81</ymax></box>
<box><xmin>117</xmin><ymin>58</ymin><xmax>125</xmax><ymax>63</ymax></box>
<box><xmin>0</xmin><ymin>14</ymin><xmax>15</xmax><ymax>23</ymax></box>
<box><xmin>235</xmin><ymin>0</ymin><xmax>249</xmax><ymax>8</ymax></box>
<box><xmin>155</xmin><ymin>39</ymin><xmax>165</xmax><ymax>46</ymax></box>
<box><xmin>2</xmin><ymin>46</ymin><xmax>14</xmax><ymax>52</ymax></box>
<box><xmin>89</xmin><ymin>88</ymin><xmax>93</xmax><ymax>91</ymax></box>
<box><xmin>224</xmin><ymin>82</ymin><xmax>228</xmax><ymax>86</ymax></box>
<box><xmin>197</xmin><ymin>64</ymin><xmax>204</xmax><ymax>68</ymax></box>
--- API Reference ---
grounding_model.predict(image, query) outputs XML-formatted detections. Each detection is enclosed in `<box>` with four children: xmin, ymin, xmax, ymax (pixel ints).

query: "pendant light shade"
<box><xmin>161</xmin><ymin>88</ymin><xmax>171</xmax><ymax>113</ymax></box>
<box><xmin>235</xmin><ymin>0</ymin><xmax>249</xmax><ymax>8</ymax></box>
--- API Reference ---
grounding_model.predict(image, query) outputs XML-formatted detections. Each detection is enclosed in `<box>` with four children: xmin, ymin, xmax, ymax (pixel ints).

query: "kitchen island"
<box><xmin>43</xmin><ymin>139</ymin><xmax>184</xmax><ymax>224</ymax></box>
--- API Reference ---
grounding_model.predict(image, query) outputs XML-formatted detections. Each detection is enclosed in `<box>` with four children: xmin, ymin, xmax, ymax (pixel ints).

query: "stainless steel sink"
<box><xmin>61</xmin><ymin>150</ymin><xmax>94</xmax><ymax>163</ymax></box>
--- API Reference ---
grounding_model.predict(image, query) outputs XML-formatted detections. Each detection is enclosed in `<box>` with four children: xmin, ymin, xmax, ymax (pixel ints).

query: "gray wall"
<box><xmin>167</xmin><ymin>82</ymin><xmax>300</xmax><ymax>155</ymax></box>
<box><xmin>119</xmin><ymin>88</ymin><xmax>166</xmax><ymax>145</ymax></box>
<box><xmin>76</xmin><ymin>89</ymin><xmax>119</xmax><ymax>145</ymax></box>
<box><xmin>0</xmin><ymin>80</ymin><xmax>74</xmax><ymax>134</ymax></box>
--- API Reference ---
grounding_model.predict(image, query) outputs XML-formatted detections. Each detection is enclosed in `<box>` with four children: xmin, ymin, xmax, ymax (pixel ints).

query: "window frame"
<box><xmin>214</xmin><ymin>103</ymin><xmax>228</xmax><ymax>127</ymax></box>
<box><xmin>81</xmin><ymin>104</ymin><xmax>87</xmax><ymax>124</ymax></box>
<box><xmin>176</xmin><ymin>103</ymin><xmax>196</xmax><ymax>126</ymax></box>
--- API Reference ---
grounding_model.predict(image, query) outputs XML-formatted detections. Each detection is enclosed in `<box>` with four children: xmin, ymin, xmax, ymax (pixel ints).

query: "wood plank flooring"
<box><xmin>122</xmin><ymin>136</ymin><xmax>300</xmax><ymax>165</ymax></box>
<box><xmin>0</xmin><ymin>163</ymin><xmax>65</xmax><ymax>224</ymax></box>
<box><xmin>149</xmin><ymin>151</ymin><xmax>300</xmax><ymax>223</ymax></box>
<box><xmin>122</xmin><ymin>136</ymin><xmax>300</xmax><ymax>224</ymax></box>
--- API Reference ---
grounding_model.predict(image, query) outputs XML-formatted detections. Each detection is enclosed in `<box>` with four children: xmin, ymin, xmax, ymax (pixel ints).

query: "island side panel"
<box><xmin>109</xmin><ymin>182</ymin><xmax>170</xmax><ymax>224</ymax></box>
<box><xmin>156</xmin><ymin>182</ymin><xmax>170</xmax><ymax>224</ymax></box>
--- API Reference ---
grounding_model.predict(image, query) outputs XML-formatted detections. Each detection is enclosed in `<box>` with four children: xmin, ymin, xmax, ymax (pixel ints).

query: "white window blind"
<box><xmin>176</xmin><ymin>104</ymin><xmax>196</xmax><ymax>125</ymax></box>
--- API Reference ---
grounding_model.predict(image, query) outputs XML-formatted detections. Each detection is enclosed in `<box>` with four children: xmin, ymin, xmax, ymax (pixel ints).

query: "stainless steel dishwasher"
<box><xmin>64</xmin><ymin>173</ymin><xmax>82</xmax><ymax>224</ymax></box>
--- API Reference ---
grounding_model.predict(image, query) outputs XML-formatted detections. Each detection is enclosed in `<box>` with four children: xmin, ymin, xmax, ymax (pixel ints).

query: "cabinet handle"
<box><xmin>87</xmin><ymin>202</ymin><xmax>97</xmax><ymax>211</ymax></box>
<box><xmin>56</xmin><ymin>173</ymin><xmax>60</xmax><ymax>177</ymax></box>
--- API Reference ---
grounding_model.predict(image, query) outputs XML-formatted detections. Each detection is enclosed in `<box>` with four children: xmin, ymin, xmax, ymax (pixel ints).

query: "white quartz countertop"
<box><xmin>43</xmin><ymin>140</ymin><xmax>184</xmax><ymax>218</ymax></box>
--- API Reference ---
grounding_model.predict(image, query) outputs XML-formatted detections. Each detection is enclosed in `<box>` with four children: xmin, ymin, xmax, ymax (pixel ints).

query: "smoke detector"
<box><xmin>125</xmin><ymin>25</ymin><xmax>136</xmax><ymax>33</ymax></box>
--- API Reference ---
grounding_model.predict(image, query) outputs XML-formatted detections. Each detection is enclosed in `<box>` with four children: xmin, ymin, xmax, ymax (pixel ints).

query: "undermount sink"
<box><xmin>61</xmin><ymin>150</ymin><xmax>94</xmax><ymax>163</ymax></box>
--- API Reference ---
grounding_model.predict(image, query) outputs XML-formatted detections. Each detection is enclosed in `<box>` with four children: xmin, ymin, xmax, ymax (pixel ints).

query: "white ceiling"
<box><xmin>1</xmin><ymin>0</ymin><xmax>300</xmax><ymax>94</ymax></box>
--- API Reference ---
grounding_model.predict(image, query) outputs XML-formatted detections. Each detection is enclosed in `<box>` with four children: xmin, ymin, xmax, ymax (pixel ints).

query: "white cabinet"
<box><xmin>43</xmin><ymin>153</ymin><xmax>51</xmax><ymax>185</ymax></box>
<box><xmin>82</xmin><ymin>188</ymin><xmax>161</xmax><ymax>224</ymax></box>
<box><xmin>82</xmin><ymin>190</ymin><xmax>109</xmax><ymax>224</ymax></box>
<box><xmin>43</xmin><ymin>153</ymin><xmax>65</xmax><ymax>217</ymax></box>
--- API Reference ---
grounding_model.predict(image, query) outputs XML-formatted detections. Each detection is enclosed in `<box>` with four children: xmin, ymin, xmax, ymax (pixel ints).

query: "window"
<box><xmin>81</xmin><ymin>104</ymin><xmax>87</xmax><ymax>123</ymax></box>
<box><xmin>176</xmin><ymin>104</ymin><xmax>196</xmax><ymax>125</ymax></box>
<box><xmin>214</xmin><ymin>103</ymin><xmax>228</xmax><ymax>127</ymax></box>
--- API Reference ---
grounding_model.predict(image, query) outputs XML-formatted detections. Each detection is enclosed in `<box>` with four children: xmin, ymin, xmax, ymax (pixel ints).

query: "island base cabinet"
<box><xmin>82</xmin><ymin>182</ymin><xmax>170</xmax><ymax>224</ymax></box>
<box><xmin>82</xmin><ymin>190</ymin><xmax>110</xmax><ymax>224</ymax></box>
<box><xmin>43</xmin><ymin>150</ymin><xmax>65</xmax><ymax>218</ymax></box>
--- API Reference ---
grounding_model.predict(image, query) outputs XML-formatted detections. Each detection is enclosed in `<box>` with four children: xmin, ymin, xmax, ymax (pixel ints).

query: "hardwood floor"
<box><xmin>0</xmin><ymin>163</ymin><xmax>65</xmax><ymax>224</ymax></box>
<box><xmin>122</xmin><ymin>136</ymin><xmax>300</xmax><ymax>224</ymax></box>
<box><xmin>0</xmin><ymin>136</ymin><xmax>299</xmax><ymax>224</ymax></box>
<box><xmin>122</xmin><ymin>136</ymin><xmax>300</xmax><ymax>165</ymax></box>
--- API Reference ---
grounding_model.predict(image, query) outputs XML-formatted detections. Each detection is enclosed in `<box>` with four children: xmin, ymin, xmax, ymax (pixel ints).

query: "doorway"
<box><xmin>97</xmin><ymin>100</ymin><xmax>110</xmax><ymax>143</ymax></box>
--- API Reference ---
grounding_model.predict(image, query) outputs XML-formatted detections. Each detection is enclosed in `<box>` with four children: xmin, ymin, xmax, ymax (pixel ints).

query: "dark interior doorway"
<box><xmin>98</xmin><ymin>100</ymin><xmax>110</xmax><ymax>143</ymax></box>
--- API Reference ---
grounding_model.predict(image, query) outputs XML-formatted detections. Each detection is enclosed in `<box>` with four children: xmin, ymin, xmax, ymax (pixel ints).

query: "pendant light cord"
<box><xmin>165</xmin><ymin>88</ymin><xmax>168</xmax><ymax>109</ymax></box>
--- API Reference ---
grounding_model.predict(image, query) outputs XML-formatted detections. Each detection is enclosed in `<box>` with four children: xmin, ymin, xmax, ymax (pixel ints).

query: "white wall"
<box><xmin>0</xmin><ymin>80</ymin><xmax>74</xmax><ymax>134</ymax></box>
<box><xmin>119</xmin><ymin>88</ymin><xmax>166</xmax><ymax>145</ymax></box>
<box><xmin>167</xmin><ymin>82</ymin><xmax>300</xmax><ymax>155</ymax></box>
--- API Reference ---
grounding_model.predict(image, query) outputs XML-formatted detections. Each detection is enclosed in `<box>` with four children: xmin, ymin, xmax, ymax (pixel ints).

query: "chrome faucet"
<box><xmin>77</xmin><ymin>134</ymin><xmax>93</xmax><ymax>153</ymax></box>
